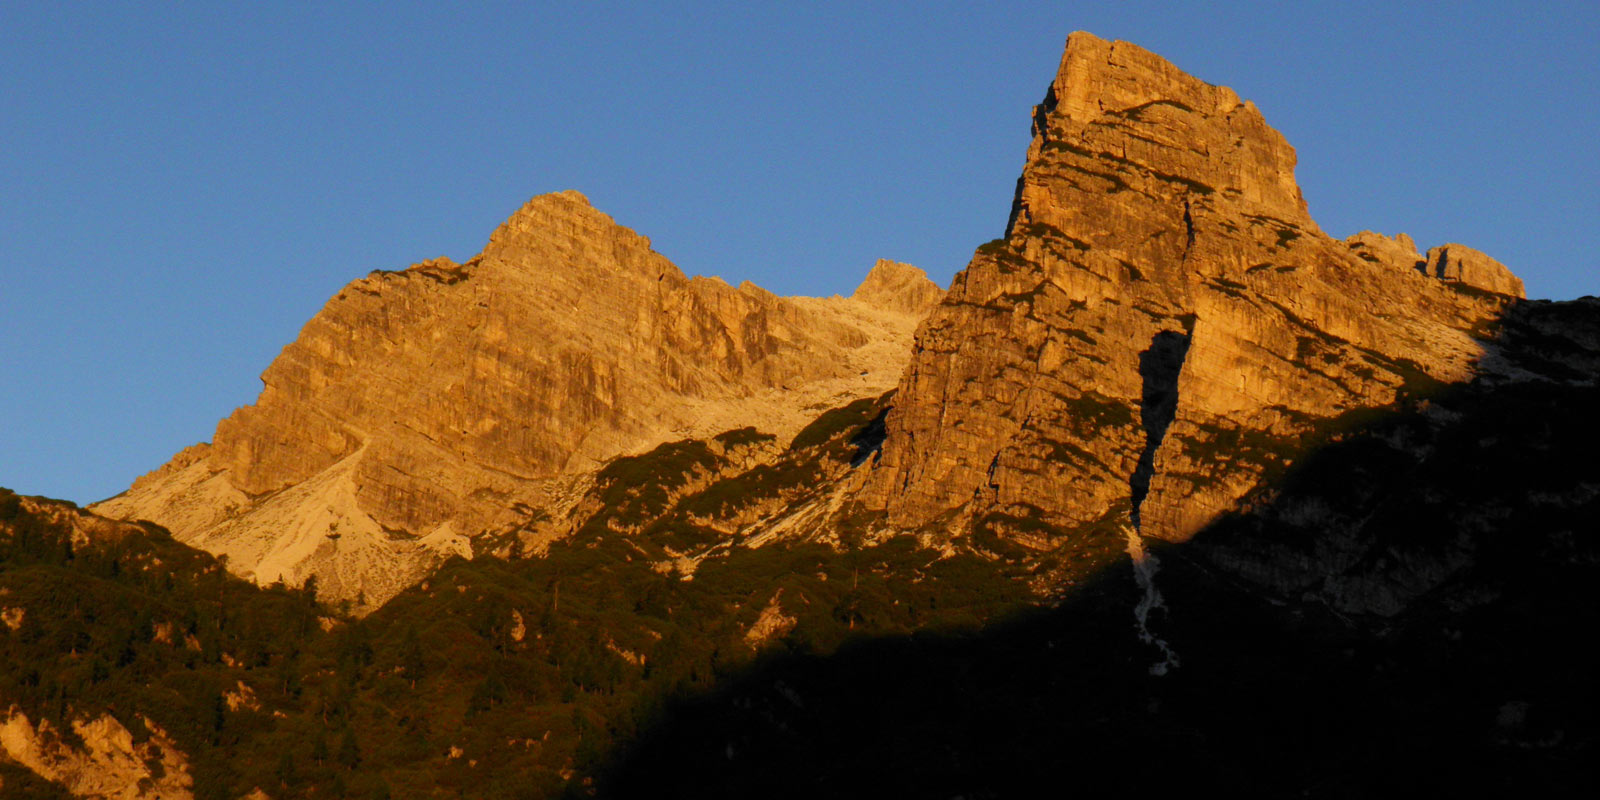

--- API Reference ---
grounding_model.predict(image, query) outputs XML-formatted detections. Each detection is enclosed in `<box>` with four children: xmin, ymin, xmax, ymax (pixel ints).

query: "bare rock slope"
<box><xmin>96</xmin><ymin>193</ymin><xmax>941</xmax><ymax>607</ymax></box>
<box><xmin>1</xmin><ymin>709</ymin><xmax>192</xmax><ymax>800</ymax></box>
<box><xmin>863</xmin><ymin>32</ymin><xmax>1523</xmax><ymax>544</ymax></box>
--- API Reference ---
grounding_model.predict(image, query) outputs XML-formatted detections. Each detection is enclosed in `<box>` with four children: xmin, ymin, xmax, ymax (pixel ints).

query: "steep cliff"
<box><xmin>94</xmin><ymin>193</ymin><xmax>940</xmax><ymax>607</ymax></box>
<box><xmin>865</xmin><ymin>31</ymin><xmax>1523</xmax><ymax>545</ymax></box>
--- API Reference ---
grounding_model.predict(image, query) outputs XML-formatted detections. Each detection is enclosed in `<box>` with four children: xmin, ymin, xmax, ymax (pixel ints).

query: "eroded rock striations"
<box><xmin>95</xmin><ymin>192</ymin><xmax>941</xmax><ymax>607</ymax></box>
<box><xmin>864</xmin><ymin>32</ymin><xmax>1523</xmax><ymax>545</ymax></box>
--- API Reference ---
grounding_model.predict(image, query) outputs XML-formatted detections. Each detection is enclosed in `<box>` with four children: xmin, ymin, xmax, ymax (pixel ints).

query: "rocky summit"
<box><xmin>93</xmin><ymin>192</ymin><xmax>941</xmax><ymax>608</ymax></box>
<box><xmin>865</xmin><ymin>32</ymin><xmax>1522</xmax><ymax>545</ymax></box>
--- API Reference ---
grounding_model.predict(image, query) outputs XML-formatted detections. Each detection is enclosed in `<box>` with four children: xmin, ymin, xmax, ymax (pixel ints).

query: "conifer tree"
<box><xmin>336</xmin><ymin>727</ymin><xmax>360</xmax><ymax>770</ymax></box>
<box><xmin>399</xmin><ymin>626</ymin><xmax>426</xmax><ymax>689</ymax></box>
<box><xmin>274</xmin><ymin>750</ymin><xmax>296</xmax><ymax>789</ymax></box>
<box><xmin>311</xmin><ymin>731</ymin><xmax>329</xmax><ymax>767</ymax></box>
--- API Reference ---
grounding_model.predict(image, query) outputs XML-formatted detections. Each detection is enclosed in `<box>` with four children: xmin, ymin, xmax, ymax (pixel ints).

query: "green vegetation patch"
<box><xmin>712</xmin><ymin>427</ymin><xmax>777</xmax><ymax>449</ymax></box>
<box><xmin>674</xmin><ymin>460</ymin><xmax>814</xmax><ymax>521</ymax></box>
<box><xmin>592</xmin><ymin>439</ymin><xmax>722</xmax><ymax>520</ymax></box>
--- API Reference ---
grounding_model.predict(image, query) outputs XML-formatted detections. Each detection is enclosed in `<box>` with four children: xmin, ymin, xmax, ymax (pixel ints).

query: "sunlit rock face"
<box><xmin>1</xmin><ymin>709</ymin><xmax>194</xmax><ymax>800</ymax></box>
<box><xmin>865</xmin><ymin>31</ymin><xmax>1521</xmax><ymax>542</ymax></box>
<box><xmin>95</xmin><ymin>192</ymin><xmax>942</xmax><ymax>607</ymax></box>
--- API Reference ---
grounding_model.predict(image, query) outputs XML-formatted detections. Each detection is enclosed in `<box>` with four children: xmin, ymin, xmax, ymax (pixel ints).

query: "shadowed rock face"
<box><xmin>865</xmin><ymin>31</ymin><xmax>1524</xmax><ymax>541</ymax></box>
<box><xmin>94</xmin><ymin>192</ymin><xmax>941</xmax><ymax>607</ymax></box>
<box><xmin>1130</xmin><ymin>328</ymin><xmax>1192</xmax><ymax>527</ymax></box>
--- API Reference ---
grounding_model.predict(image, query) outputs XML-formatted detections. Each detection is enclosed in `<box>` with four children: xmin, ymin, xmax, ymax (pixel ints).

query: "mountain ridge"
<box><xmin>93</xmin><ymin>192</ymin><xmax>942</xmax><ymax>608</ymax></box>
<box><xmin>4</xmin><ymin>29</ymin><xmax>1590</xmax><ymax>799</ymax></box>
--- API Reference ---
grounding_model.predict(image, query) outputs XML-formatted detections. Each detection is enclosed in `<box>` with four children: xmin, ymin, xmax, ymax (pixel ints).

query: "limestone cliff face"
<box><xmin>864</xmin><ymin>32</ymin><xmax>1522</xmax><ymax>543</ymax></box>
<box><xmin>96</xmin><ymin>193</ymin><xmax>941</xmax><ymax>607</ymax></box>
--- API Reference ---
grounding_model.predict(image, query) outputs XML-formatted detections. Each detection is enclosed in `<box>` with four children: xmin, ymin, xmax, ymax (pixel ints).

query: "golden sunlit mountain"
<box><xmin>862</xmin><ymin>33</ymin><xmax>1526</xmax><ymax>605</ymax></box>
<box><xmin>3</xmin><ymin>31</ymin><xmax>1594</xmax><ymax>800</ymax></box>
<box><xmin>94</xmin><ymin>192</ymin><xmax>940</xmax><ymax>608</ymax></box>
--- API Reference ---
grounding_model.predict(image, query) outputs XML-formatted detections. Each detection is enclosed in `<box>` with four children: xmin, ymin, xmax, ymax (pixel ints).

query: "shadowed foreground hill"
<box><xmin>2</xmin><ymin>401</ymin><xmax>1051</xmax><ymax>799</ymax></box>
<box><xmin>3</xmin><ymin>297</ymin><xmax>1592</xmax><ymax>799</ymax></box>
<box><xmin>596</xmin><ymin>297</ymin><xmax>1600</xmax><ymax>798</ymax></box>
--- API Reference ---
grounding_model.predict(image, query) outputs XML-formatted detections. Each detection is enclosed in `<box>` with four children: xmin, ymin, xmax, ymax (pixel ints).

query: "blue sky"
<box><xmin>3</xmin><ymin>1</ymin><xmax>1596</xmax><ymax>504</ymax></box>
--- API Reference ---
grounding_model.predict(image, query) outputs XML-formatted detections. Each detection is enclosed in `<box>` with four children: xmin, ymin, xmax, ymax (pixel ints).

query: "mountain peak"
<box><xmin>1010</xmin><ymin>30</ymin><xmax>1311</xmax><ymax>240</ymax></box>
<box><xmin>870</xmin><ymin>31</ymin><xmax>1521</xmax><ymax>542</ymax></box>
<box><xmin>851</xmin><ymin>259</ymin><xmax>944</xmax><ymax>316</ymax></box>
<box><xmin>483</xmin><ymin>190</ymin><xmax>686</xmax><ymax>282</ymax></box>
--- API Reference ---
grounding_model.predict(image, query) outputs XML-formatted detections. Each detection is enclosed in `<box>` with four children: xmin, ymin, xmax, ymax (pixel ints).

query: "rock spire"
<box><xmin>864</xmin><ymin>31</ymin><xmax>1522</xmax><ymax>542</ymax></box>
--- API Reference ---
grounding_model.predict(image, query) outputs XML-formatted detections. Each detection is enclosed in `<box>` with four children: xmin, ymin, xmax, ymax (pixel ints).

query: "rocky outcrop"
<box><xmin>95</xmin><ymin>192</ymin><xmax>942</xmax><ymax>608</ymax></box>
<box><xmin>0</xmin><ymin>709</ymin><xmax>193</xmax><ymax>799</ymax></box>
<box><xmin>1425</xmin><ymin>243</ymin><xmax>1525</xmax><ymax>297</ymax></box>
<box><xmin>743</xmin><ymin>590</ymin><xmax>798</xmax><ymax>648</ymax></box>
<box><xmin>1343</xmin><ymin>234</ymin><xmax>1524</xmax><ymax>298</ymax></box>
<box><xmin>863</xmin><ymin>32</ymin><xmax>1522</xmax><ymax>544</ymax></box>
<box><xmin>1343</xmin><ymin>230</ymin><xmax>1423</xmax><ymax>273</ymax></box>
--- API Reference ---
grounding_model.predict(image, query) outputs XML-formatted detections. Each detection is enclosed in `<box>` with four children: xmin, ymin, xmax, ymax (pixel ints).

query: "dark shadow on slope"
<box><xmin>1131</xmin><ymin>328</ymin><xmax>1192</xmax><ymax>528</ymax></box>
<box><xmin>590</xmin><ymin>297</ymin><xmax>1600</xmax><ymax>799</ymax></box>
<box><xmin>847</xmin><ymin>405</ymin><xmax>891</xmax><ymax>467</ymax></box>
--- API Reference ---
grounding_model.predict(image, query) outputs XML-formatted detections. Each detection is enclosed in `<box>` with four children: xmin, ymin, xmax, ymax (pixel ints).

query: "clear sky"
<box><xmin>3</xmin><ymin>1</ymin><xmax>1597</xmax><ymax>504</ymax></box>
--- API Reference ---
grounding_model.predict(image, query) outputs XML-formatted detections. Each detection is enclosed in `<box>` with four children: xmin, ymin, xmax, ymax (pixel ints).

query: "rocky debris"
<box><xmin>120</xmin><ymin>442</ymin><xmax>212</xmax><ymax>499</ymax></box>
<box><xmin>95</xmin><ymin>192</ymin><xmax>942</xmax><ymax>608</ymax></box>
<box><xmin>863</xmin><ymin>31</ymin><xmax>1521</xmax><ymax>545</ymax></box>
<box><xmin>606</xmin><ymin>639</ymin><xmax>646</xmax><ymax>667</ymax></box>
<box><xmin>0</xmin><ymin>709</ymin><xmax>193</xmax><ymax>799</ymax></box>
<box><xmin>7</xmin><ymin>31</ymin><xmax>1585</xmax><ymax>799</ymax></box>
